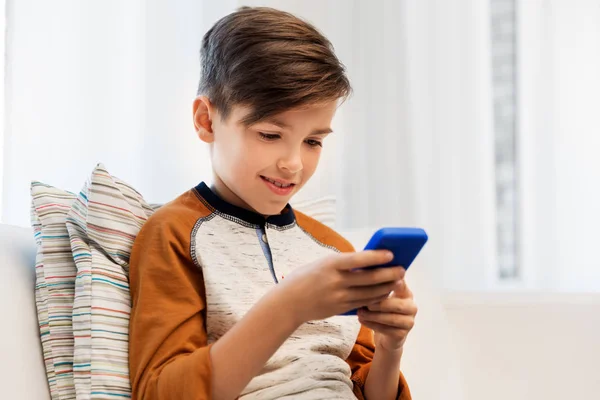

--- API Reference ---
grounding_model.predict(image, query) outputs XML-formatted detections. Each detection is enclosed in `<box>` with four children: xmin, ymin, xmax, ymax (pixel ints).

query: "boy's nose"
<box><xmin>277</xmin><ymin>152</ymin><xmax>303</xmax><ymax>174</ymax></box>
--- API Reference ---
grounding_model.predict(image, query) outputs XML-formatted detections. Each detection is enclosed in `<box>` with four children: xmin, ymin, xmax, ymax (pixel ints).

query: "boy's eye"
<box><xmin>259</xmin><ymin>132</ymin><xmax>281</xmax><ymax>141</ymax></box>
<box><xmin>305</xmin><ymin>139</ymin><xmax>323</xmax><ymax>148</ymax></box>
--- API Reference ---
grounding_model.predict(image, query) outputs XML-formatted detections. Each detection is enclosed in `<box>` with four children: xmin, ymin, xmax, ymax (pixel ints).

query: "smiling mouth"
<box><xmin>260</xmin><ymin>176</ymin><xmax>296</xmax><ymax>188</ymax></box>
<box><xmin>260</xmin><ymin>176</ymin><xmax>298</xmax><ymax>196</ymax></box>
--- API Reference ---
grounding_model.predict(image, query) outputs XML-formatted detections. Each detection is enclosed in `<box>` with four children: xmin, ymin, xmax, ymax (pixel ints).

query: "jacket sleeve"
<box><xmin>128</xmin><ymin>211</ymin><xmax>212</xmax><ymax>400</ymax></box>
<box><xmin>346</xmin><ymin>325</ymin><xmax>412</xmax><ymax>400</ymax></box>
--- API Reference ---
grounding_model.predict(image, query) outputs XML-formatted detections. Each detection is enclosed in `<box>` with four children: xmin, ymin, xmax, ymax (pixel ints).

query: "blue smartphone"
<box><xmin>342</xmin><ymin>227</ymin><xmax>428</xmax><ymax>316</ymax></box>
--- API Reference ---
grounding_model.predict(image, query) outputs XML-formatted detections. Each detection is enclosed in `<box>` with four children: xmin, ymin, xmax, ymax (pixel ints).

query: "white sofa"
<box><xmin>1</xmin><ymin>223</ymin><xmax>51</xmax><ymax>400</ymax></box>
<box><xmin>4</xmin><ymin>222</ymin><xmax>599</xmax><ymax>400</ymax></box>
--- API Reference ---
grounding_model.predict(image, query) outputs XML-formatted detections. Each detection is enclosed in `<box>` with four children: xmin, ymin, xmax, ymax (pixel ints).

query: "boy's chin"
<box><xmin>252</xmin><ymin>199</ymin><xmax>291</xmax><ymax>217</ymax></box>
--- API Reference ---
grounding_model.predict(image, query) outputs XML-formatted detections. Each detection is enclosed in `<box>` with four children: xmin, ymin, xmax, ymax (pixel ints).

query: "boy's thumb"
<box><xmin>393</xmin><ymin>278</ymin><xmax>412</xmax><ymax>299</ymax></box>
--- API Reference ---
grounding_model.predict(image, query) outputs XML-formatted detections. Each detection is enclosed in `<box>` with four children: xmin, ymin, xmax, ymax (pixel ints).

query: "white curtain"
<box><xmin>3</xmin><ymin>0</ymin><xmax>599</xmax><ymax>292</ymax></box>
<box><xmin>2</xmin><ymin>0</ymin><xmax>214</xmax><ymax>225</ymax></box>
<box><xmin>2</xmin><ymin>0</ymin><xmax>492</xmax><ymax>287</ymax></box>
<box><xmin>517</xmin><ymin>0</ymin><xmax>600</xmax><ymax>291</ymax></box>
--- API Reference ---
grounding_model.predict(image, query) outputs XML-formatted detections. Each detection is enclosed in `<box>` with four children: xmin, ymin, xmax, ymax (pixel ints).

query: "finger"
<box><xmin>334</xmin><ymin>250</ymin><xmax>394</xmax><ymax>271</ymax></box>
<box><xmin>367</xmin><ymin>298</ymin><xmax>418</xmax><ymax>316</ymax></box>
<box><xmin>359</xmin><ymin>319</ymin><xmax>405</xmax><ymax>338</ymax></box>
<box><xmin>346</xmin><ymin>281</ymin><xmax>398</xmax><ymax>305</ymax></box>
<box><xmin>358</xmin><ymin>309</ymin><xmax>416</xmax><ymax>330</ymax></box>
<box><xmin>367</xmin><ymin>292</ymin><xmax>393</xmax><ymax>304</ymax></box>
<box><xmin>348</xmin><ymin>292</ymin><xmax>392</xmax><ymax>311</ymax></box>
<box><xmin>392</xmin><ymin>279</ymin><xmax>413</xmax><ymax>299</ymax></box>
<box><xmin>345</xmin><ymin>266</ymin><xmax>405</xmax><ymax>287</ymax></box>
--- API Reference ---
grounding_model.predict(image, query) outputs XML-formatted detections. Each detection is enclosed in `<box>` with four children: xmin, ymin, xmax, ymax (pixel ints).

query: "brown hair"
<box><xmin>197</xmin><ymin>6</ymin><xmax>351</xmax><ymax>126</ymax></box>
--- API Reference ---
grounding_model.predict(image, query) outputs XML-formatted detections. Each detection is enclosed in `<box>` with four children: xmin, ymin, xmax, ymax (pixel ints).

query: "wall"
<box><xmin>445</xmin><ymin>292</ymin><xmax>600</xmax><ymax>400</ymax></box>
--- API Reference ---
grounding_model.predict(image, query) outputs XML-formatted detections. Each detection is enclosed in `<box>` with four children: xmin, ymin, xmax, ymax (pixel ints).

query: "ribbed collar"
<box><xmin>194</xmin><ymin>182</ymin><xmax>296</xmax><ymax>227</ymax></box>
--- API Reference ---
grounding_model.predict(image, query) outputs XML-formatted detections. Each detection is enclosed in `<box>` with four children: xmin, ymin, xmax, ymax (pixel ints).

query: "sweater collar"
<box><xmin>194</xmin><ymin>182</ymin><xmax>296</xmax><ymax>227</ymax></box>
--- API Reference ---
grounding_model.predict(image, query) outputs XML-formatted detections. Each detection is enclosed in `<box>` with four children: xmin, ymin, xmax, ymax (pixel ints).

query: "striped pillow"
<box><xmin>65</xmin><ymin>164</ymin><xmax>156</xmax><ymax>399</ymax></box>
<box><xmin>31</xmin><ymin>182</ymin><xmax>78</xmax><ymax>400</ymax></box>
<box><xmin>65</xmin><ymin>178</ymin><xmax>93</xmax><ymax>399</ymax></box>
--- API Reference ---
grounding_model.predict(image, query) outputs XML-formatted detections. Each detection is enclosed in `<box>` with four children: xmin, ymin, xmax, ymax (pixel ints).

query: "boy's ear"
<box><xmin>193</xmin><ymin>96</ymin><xmax>215</xmax><ymax>143</ymax></box>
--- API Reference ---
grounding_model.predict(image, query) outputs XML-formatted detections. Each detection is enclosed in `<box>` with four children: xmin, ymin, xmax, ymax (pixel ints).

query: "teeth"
<box><xmin>265</xmin><ymin>177</ymin><xmax>292</xmax><ymax>188</ymax></box>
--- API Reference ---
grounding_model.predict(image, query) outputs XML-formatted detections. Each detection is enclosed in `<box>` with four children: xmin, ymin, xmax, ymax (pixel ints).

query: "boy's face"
<box><xmin>194</xmin><ymin>98</ymin><xmax>337</xmax><ymax>216</ymax></box>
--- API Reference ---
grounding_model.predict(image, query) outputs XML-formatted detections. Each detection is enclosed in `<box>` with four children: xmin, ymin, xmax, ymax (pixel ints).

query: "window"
<box><xmin>0</xmin><ymin>0</ymin><xmax>6</xmax><ymax>221</ymax></box>
<box><xmin>496</xmin><ymin>0</ymin><xmax>600</xmax><ymax>291</ymax></box>
<box><xmin>490</xmin><ymin>0</ymin><xmax>519</xmax><ymax>280</ymax></box>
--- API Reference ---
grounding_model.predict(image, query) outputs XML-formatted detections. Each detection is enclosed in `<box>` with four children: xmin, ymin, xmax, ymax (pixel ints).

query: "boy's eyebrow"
<box><xmin>261</xmin><ymin>117</ymin><xmax>333</xmax><ymax>135</ymax></box>
<box><xmin>311</xmin><ymin>128</ymin><xmax>333</xmax><ymax>135</ymax></box>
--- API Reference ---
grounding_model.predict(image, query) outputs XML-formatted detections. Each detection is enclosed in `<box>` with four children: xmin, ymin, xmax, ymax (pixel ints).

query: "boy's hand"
<box><xmin>277</xmin><ymin>251</ymin><xmax>405</xmax><ymax>324</ymax></box>
<box><xmin>357</xmin><ymin>278</ymin><xmax>417</xmax><ymax>352</ymax></box>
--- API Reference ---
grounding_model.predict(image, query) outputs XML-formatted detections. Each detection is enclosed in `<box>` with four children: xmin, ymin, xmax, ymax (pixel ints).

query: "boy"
<box><xmin>128</xmin><ymin>6</ymin><xmax>416</xmax><ymax>400</ymax></box>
